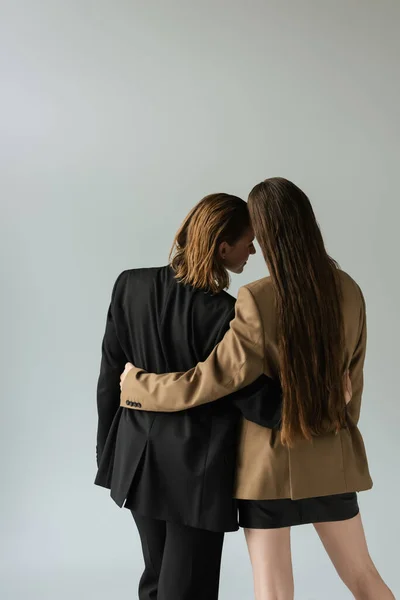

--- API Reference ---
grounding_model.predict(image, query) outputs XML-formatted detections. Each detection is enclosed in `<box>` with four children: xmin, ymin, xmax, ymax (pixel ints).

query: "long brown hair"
<box><xmin>170</xmin><ymin>193</ymin><xmax>250</xmax><ymax>294</ymax></box>
<box><xmin>248</xmin><ymin>178</ymin><xmax>346</xmax><ymax>446</ymax></box>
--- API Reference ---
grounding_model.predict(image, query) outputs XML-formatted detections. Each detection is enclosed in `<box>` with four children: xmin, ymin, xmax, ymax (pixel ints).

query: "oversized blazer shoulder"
<box><xmin>120</xmin><ymin>269</ymin><xmax>373</xmax><ymax>500</ymax></box>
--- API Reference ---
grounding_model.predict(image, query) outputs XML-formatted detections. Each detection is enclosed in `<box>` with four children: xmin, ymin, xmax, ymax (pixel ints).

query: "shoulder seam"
<box><xmin>243</xmin><ymin>285</ymin><xmax>266</xmax><ymax>359</ymax></box>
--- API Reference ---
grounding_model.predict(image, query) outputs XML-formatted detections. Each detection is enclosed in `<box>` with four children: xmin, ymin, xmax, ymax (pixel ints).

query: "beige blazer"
<box><xmin>120</xmin><ymin>270</ymin><xmax>372</xmax><ymax>500</ymax></box>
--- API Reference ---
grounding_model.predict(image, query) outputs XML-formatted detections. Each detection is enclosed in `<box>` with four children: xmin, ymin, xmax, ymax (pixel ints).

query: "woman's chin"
<box><xmin>230</xmin><ymin>264</ymin><xmax>245</xmax><ymax>275</ymax></box>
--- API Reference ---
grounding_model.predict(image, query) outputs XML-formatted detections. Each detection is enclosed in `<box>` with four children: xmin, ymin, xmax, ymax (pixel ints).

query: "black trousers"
<box><xmin>132</xmin><ymin>512</ymin><xmax>225</xmax><ymax>600</ymax></box>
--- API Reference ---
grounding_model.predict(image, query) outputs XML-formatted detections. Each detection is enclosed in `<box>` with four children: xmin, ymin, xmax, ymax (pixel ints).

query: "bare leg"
<box><xmin>244</xmin><ymin>527</ymin><xmax>294</xmax><ymax>600</ymax></box>
<box><xmin>314</xmin><ymin>513</ymin><xmax>395</xmax><ymax>599</ymax></box>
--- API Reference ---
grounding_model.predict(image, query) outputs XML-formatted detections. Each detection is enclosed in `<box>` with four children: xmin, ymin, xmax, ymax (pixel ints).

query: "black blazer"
<box><xmin>95</xmin><ymin>265</ymin><xmax>281</xmax><ymax>532</ymax></box>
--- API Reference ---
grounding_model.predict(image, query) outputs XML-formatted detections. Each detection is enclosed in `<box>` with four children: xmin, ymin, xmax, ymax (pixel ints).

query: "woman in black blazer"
<box><xmin>95</xmin><ymin>193</ymin><xmax>281</xmax><ymax>600</ymax></box>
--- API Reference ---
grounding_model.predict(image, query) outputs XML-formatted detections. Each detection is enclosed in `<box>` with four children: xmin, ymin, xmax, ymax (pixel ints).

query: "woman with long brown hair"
<box><xmin>95</xmin><ymin>192</ymin><xmax>282</xmax><ymax>600</ymax></box>
<box><xmin>120</xmin><ymin>178</ymin><xmax>394</xmax><ymax>599</ymax></box>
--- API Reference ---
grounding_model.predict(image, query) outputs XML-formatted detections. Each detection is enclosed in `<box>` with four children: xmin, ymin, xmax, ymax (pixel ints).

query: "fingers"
<box><xmin>344</xmin><ymin>370</ymin><xmax>352</xmax><ymax>404</ymax></box>
<box><xmin>120</xmin><ymin>363</ymin><xmax>134</xmax><ymax>390</ymax></box>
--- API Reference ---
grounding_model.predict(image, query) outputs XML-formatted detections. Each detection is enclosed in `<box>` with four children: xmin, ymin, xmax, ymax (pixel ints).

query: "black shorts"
<box><xmin>238</xmin><ymin>492</ymin><xmax>359</xmax><ymax>529</ymax></box>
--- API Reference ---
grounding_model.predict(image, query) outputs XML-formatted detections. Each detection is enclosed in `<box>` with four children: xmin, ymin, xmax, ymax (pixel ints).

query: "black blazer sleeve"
<box><xmin>214</xmin><ymin>308</ymin><xmax>282</xmax><ymax>429</ymax></box>
<box><xmin>96</xmin><ymin>272</ymin><xmax>127</xmax><ymax>465</ymax></box>
<box><xmin>229</xmin><ymin>375</ymin><xmax>282</xmax><ymax>429</ymax></box>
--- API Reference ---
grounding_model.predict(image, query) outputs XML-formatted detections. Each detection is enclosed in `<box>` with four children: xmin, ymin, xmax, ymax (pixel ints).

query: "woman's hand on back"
<box><xmin>344</xmin><ymin>370</ymin><xmax>352</xmax><ymax>404</ymax></box>
<box><xmin>120</xmin><ymin>363</ymin><xmax>134</xmax><ymax>390</ymax></box>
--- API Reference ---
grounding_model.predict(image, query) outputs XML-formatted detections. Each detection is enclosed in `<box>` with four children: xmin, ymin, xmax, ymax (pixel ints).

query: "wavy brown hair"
<box><xmin>248</xmin><ymin>178</ymin><xmax>347</xmax><ymax>446</ymax></box>
<box><xmin>170</xmin><ymin>193</ymin><xmax>250</xmax><ymax>294</ymax></box>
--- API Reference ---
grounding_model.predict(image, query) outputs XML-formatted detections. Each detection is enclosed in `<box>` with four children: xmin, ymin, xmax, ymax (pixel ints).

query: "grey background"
<box><xmin>1</xmin><ymin>1</ymin><xmax>399</xmax><ymax>598</ymax></box>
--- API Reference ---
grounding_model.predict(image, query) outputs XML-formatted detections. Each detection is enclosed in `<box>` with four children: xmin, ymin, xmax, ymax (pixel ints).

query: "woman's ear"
<box><xmin>218</xmin><ymin>241</ymin><xmax>228</xmax><ymax>260</ymax></box>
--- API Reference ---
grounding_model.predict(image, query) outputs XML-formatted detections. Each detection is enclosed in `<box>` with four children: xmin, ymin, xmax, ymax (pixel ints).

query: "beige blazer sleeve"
<box><xmin>120</xmin><ymin>286</ymin><xmax>265</xmax><ymax>412</ymax></box>
<box><xmin>347</xmin><ymin>288</ymin><xmax>367</xmax><ymax>424</ymax></box>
